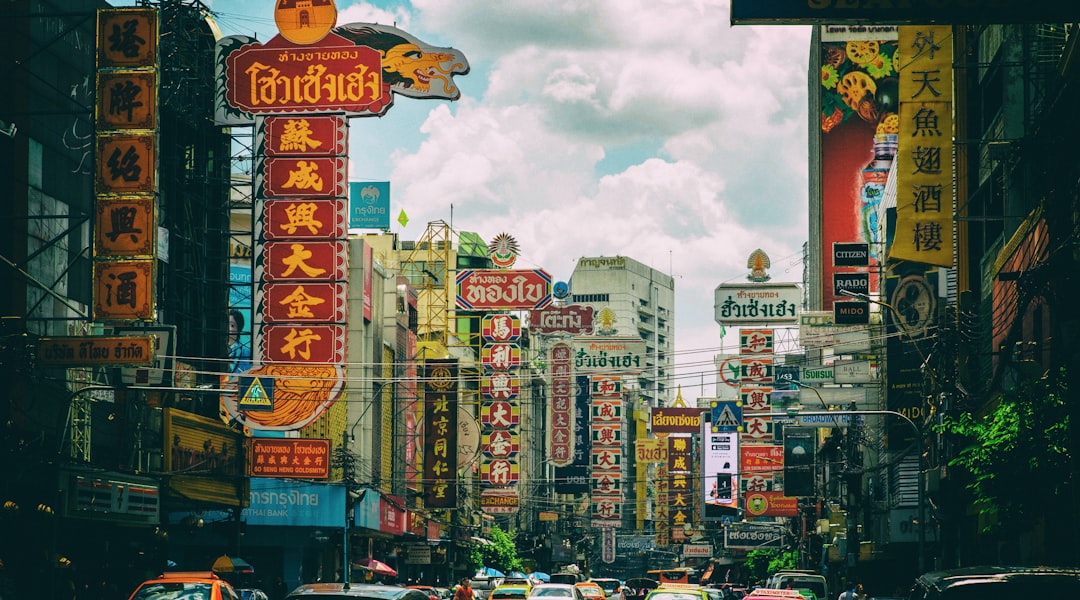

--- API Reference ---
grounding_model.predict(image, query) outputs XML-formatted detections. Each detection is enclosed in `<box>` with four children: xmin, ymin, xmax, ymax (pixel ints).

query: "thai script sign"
<box><xmin>529</xmin><ymin>305</ymin><xmax>594</xmax><ymax>335</ymax></box>
<box><xmin>651</xmin><ymin>408</ymin><xmax>705</xmax><ymax>434</ymax></box>
<box><xmin>249</xmin><ymin>438</ymin><xmax>331</xmax><ymax>478</ymax></box>
<box><xmin>572</xmin><ymin>336</ymin><xmax>647</xmax><ymax>372</ymax></box>
<box><xmin>456</xmin><ymin>269</ymin><xmax>552</xmax><ymax>310</ymax></box>
<box><xmin>724</xmin><ymin>522</ymin><xmax>784</xmax><ymax>549</ymax></box>
<box><xmin>714</xmin><ymin>283</ymin><xmax>800</xmax><ymax>325</ymax></box>
<box><xmin>38</xmin><ymin>336</ymin><xmax>154</xmax><ymax>366</ymax></box>
<box><xmin>744</xmin><ymin>491</ymin><xmax>798</xmax><ymax>518</ymax></box>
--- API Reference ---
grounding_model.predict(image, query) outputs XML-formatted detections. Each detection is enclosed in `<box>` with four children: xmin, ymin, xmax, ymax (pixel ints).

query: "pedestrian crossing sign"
<box><xmin>710</xmin><ymin>400</ymin><xmax>742</xmax><ymax>432</ymax></box>
<box><xmin>239</xmin><ymin>375</ymin><xmax>274</xmax><ymax>412</ymax></box>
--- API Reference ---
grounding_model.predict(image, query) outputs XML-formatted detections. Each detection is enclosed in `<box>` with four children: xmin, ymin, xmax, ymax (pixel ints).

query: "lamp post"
<box><xmin>773</xmin><ymin>406</ymin><xmax>925</xmax><ymax>574</ymax></box>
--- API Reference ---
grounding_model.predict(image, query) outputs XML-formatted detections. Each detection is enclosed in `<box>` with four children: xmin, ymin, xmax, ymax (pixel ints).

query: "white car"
<box><xmin>529</xmin><ymin>584</ymin><xmax>587</xmax><ymax>600</ymax></box>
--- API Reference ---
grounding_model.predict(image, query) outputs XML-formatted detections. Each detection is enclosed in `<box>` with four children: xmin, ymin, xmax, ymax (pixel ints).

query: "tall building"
<box><xmin>569</xmin><ymin>256</ymin><xmax>675</xmax><ymax>407</ymax></box>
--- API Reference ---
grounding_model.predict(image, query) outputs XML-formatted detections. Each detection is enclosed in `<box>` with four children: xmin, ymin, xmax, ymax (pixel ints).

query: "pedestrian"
<box><xmin>453</xmin><ymin>578</ymin><xmax>474</xmax><ymax>600</ymax></box>
<box><xmin>837</xmin><ymin>582</ymin><xmax>861</xmax><ymax>600</ymax></box>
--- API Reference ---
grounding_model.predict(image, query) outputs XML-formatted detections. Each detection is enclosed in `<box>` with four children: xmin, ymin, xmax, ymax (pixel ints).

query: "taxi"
<box><xmin>575</xmin><ymin>581</ymin><xmax>607</xmax><ymax>600</ymax></box>
<box><xmin>746</xmin><ymin>590</ymin><xmax>808</xmax><ymax>600</ymax></box>
<box><xmin>644</xmin><ymin>583</ymin><xmax>710</xmax><ymax>600</ymax></box>
<box><xmin>127</xmin><ymin>571</ymin><xmax>240</xmax><ymax>600</ymax></box>
<box><xmin>492</xmin><ymin>581</ymin><xmax>534</xmax><ymax>600</ymax></box>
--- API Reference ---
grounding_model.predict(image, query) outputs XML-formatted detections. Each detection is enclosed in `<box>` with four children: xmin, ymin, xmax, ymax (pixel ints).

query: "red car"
<box><xmin>127</xmin><ymin>571</ymin><xmax>241</xmax><ymax>600</ymax></box>
<box><xmin>409</xmin><ymin>585</ymin><xmax>444</xmax><ymax>600</ymax></box>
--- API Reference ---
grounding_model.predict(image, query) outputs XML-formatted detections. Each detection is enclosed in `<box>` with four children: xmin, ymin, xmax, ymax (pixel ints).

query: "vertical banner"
<box><xmin>818</xmin><ymin>26</ymin><xmax>899</xmax><ymax>309</ymax></box>
<box><xmin>892</xmin><ymin>26</ymin><xmax>954</xmax><ymax>266</ymax></box>
<box><xmin>423</xmin><ymin>359</ymin><xmax>459</xmax><ymax>508</ymax></box>
<box><xmin>667</xmin><ymin>436</ymin><xmax>693</xmax><ymax>541</ymax></box>
<box><xmin>555</xmin><ymin>375</ymin><xmax>590</xmax><ymax>494</ymax></box>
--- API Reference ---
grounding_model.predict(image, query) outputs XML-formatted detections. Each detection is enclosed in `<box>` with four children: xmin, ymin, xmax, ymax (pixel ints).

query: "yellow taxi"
<box><xmin>127</xmin><ymin>571</ymin><xmax>240</xmax><ymax>600</ymax></box>
<box><xmin>644</xmin><ymin>583</ymin><xmax>709</xmax><ymax>600</ymax></box>
<box><xmin>575</xmin><ymin>582</ymin><xmax>607</xmax><ymax>600</ymax></box>
<box><xmin>492</xmin><ymin>581</ymin><xmax>534</xmax><ymax>600</ymax></box>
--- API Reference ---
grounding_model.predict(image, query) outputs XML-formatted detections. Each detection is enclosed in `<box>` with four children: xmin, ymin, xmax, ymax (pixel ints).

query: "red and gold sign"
<box><xmin>262</xmin><ymin>324</ymin><xmax>346</xmax><ymax>364</ymax></box>
<box><xmin>480</xmin><ymin>488</ymin><xmax>520</xmax><ymax>515</ymax></box>
<box><xmin>262</xmin><ymin>199</ymin><xmax>348</xmax><ymax>240</ymax></box>
<box><xmin>481</xmin><ymin>430</ymin><xmax>519</xmax><ymax>458</ymax></box>
<box><xmin>262</xmin><ymin>241</ymin><xmax>347</xmax><ymax>282</ymax></box>
<box><xmin>263</xmin><ymin>157</ymin><xmax>347</xmax><ymax>198</ymax></box>
<box><xmin>95</xmin><ymin>197</ymin><xmax>155</xmax><ymax>257</ymax></box>
<box><xmin>423</xmin><ymin>359</ymin><xmax>458</xmax><ymax>508</ymax></box>
<box><xmin>741</xmin><ymin>445</ymin><xmax>784</xmax><ymax>474</ymax></box>
<box><xmin>481</xmin><ymin>314</ymin><xmax>521</xmax><ymax>342</ymax></box>
<box><xmin>480</xmin><ymin>372</ymin><xmax>519</xmax><ymax>399</ymax></box>
<box><xmin>250</xmin><ymin>438</ymin><xmax>331</xmax><ymax>479</ymax></box>
<box><xmin>97</xmin><ymin>71</ymin><xmax>157</xmax><ymax>130</ymax></box>
<box><xmin>480</xmin><ymin>401</ymin><xmax>520</xmax><ymax>429</ymax></box>
<box><xmin>481</xmin><ymin>343</ymin><xmax>520</xmax><ymax>370</ymax></box>
<box><xmin>97</xmin><ymin>9</ymin><xmax>157</xmax><ymax>68</ymax></box>
<box><xmin>480</xmin><ymin>459</ymin><xmax>519</xmax><ymax>486</ymax></box>
<box><xmin>93</xmin><ymin>260</ymin><xmax>154</xmax><ymax>321</ymax></box>
<box><xmin>96</xmin><ymin>134</ymin><xmax>156</xmax><ymax>194</ymax></box>
<box><xmin>274</xmin><ymin>0</ymin><xmax>337</xmax><ymax>45</ymax></box>
<box><xmin>220</xmin><ymin>363</ymin><xmax>345</xmax><ymax>431</ymax></box>
<box><xmin>456</xmin><ymin>269</ymin><xmax>552</xmax><ymax>311</ymax></box>
<box><xmin>262</xmin><ymin>282</ymin><xmax>347</xmax><ymax>323</ymax></box>
<box><xmin>264</xmin><ymin>115</ymin><xmax>347</xmax><ymax>157</ymax></box>
<box><xmin>225</xmin><ymin>34</ymin><xmax>388</xmax><ymax>115</ymax></box>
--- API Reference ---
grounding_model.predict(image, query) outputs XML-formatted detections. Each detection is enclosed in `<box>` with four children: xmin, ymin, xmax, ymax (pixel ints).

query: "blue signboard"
<box><xmin>710</xmin><ymin>400</ymin><xmax>742</xmax><ymax>432</ymax></box>
<box><xmin>191</xmin><ymin>479</ymin><xmax>346</xmax><ymax>527</ymax></box>
<box><xmin>349</xmin><ymin>181</ymin><xmax>391</xmax><ymax>230</ymax></box>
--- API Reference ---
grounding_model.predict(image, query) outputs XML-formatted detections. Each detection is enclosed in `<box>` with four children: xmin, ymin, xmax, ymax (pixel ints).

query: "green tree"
<box><xmin>468</xmin><ymin>525</ymin><xmax>523</xmax><ymax>574</ymax></box>
<box><xmin>937</xmin><ymin>367</ymin><xmax>1071</xmax><ymax>537</ymax></box>
<box><xmin>741</xmin><ymin>548</ymin><xmax>797</xmax><ymax>584</ymax></box>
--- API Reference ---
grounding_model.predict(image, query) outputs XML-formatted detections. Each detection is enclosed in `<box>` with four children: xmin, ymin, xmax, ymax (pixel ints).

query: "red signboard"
<box><xmin>262</xmin><ymin>282</ymin><xmax>348</xmax><ymax>323</ymax></box>
<box><xmin>481</xmin><ymin>373</ymin><xmax>520</xmax><ymax>399</ymax></box>
<box><xmin>744</xmin><ymin>491</ymin><xmax>798</xmax><ymax>518</ymax></box>
<box><xmin>529</xmin><ymin>305</ymin><xmax>594</xmax><ymax>335</ymax></box>
<box><xmin>262</xmin><ymin>199</ymin><xmax>349</xmax><ymax>240</ymax></box>
<box><xmin>380</xmin><ymin>494</ymin><xmax>406</xmax><ymax>535</ymax></box>
<box><xmin>263</xmin><ymin>157</ymin><xmax>347</xmax><ymax>198</ymax></box>
<box><xmin>482</xmin><ymin>430</ymin><xmax>519</xmax><ymax>458</ymax></box>
<box><xmin>262</xmin><ymin>324</ymin><xmax>346</xmax><ymax>364</ymax></box>
<box><xmin>481</xmin><ymin>343</ymin><xmax>520</xmax><ymax>370</ymax></box>
<box><xmin>264</xmin><ymin>115</ymin><xmax>347</xmax><ymax>157</ymax></box>
<box><xmin>481</xmin><ymin>401</ymin><xmax>520</xmax><ymax>429</ymax></box>
<box><xmin>482</xmin><ymin>314</ymin><xmax>521</xmax><ymax>342</ymax></box>
<box><xmin>224</xmin><ymin>33</ymin><xmax>390</xmax><ymax>115</ymax></box>
<box><xmin>262</xmin><ymin>241</ymin><xmax>348</xmax><ymax>282</ymax></box>
<box><xmin>480</xmin><ymin>459</ymin><xmax>519</xmax><ymax>486</ymax></box>
<box><xmin>249</xmin><ymin>438</ymin><xmax>331</xmax><ymax>478</ymax></box>
<box><xmin>741</xmin><ymin>445</ymin><xmax>784</xmax><ymax>474</ymax></box>
<box><xmin>456</xmin><ymin>269</ymin><xmax>552</xmax><ymax>311</ymax></box>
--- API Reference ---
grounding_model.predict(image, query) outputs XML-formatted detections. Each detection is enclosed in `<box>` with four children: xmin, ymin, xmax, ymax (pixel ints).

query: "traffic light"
<box><xmin>784</xmin><ymin>428</ymin><xmax>816</xmax><ymax>497</ymax></box>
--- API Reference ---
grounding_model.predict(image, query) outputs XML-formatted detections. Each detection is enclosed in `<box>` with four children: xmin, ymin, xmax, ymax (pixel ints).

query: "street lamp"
<box><xmin>773</xmin><ymin>405</ymin><xmax>926</xmax><ymax>574</ymax></box>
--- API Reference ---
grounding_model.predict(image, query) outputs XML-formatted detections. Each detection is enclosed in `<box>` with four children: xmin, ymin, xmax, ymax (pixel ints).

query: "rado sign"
<box><xmin>833</xmin><ymin>272</ymin><xmax>869</xmax><ymax>298</ymax></box>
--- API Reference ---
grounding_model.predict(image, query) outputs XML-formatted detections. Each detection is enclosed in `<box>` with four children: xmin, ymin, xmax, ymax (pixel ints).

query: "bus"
<box><xmin>647</xmin><ymin>569</ymin><xmax>697</xmax><ymax>586</ymax></box>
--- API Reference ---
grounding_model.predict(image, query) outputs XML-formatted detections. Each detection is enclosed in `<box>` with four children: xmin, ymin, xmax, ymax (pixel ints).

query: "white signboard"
<box><xmin>834</xmin><ymin>359</ymin><xmax>874</xmax><ymax>384</ymax></box>
<box><xmin>572</xmin><ymin>336</ymin><xmax>648</xmax><ymax>373</ymax></box>
<box><xmin>799</xmin><ymin>311</ymin><xmax>868</xmax><ymax>349</ymax></box>
<box><xmin>683</xmin><ymin>544</ymin><xmax>713</xmax><ymax>557</ymax></box>
<box><xmin>714</xmin><ymin>283</ymin><xmax>801</xmax><ymax>325</ymax></box>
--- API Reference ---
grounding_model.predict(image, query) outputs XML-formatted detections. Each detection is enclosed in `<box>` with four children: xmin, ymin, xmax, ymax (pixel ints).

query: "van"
<box><xmin>768</xmin><ymin>571</ymin><xmax>827</xmax><ymax>600</ymax></box>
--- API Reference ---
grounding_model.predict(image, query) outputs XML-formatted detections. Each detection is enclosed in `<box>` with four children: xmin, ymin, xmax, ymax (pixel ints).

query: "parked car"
<box><xmin>473</xmin><ymin>577</ymin><xmax>506</xmax><ymax>600</ymax></box>
<box><xmin>286</xmin><ymin>583</ymin><xmax>432</xmax><ymax>600</ymax></box>
<box><xmin>623</xmin><ymin>578</ymin><xmax>659</xmax><ymax>600</ymax></box>
<box><xmin>408</xmin><ymin>585</ymin><xmax>443</xmax><ymax>600</ymax></box>
<box><xmin>765</xmin><ymin>571</ymin><xmax>826</xmax><ymax>600</ymax></box>
<box><xmin>127</xmin><ymin>571</ymin><xmax>241</xmax><ymax>600</ymax></box>
<box><xmin>908</xmin><ymin>566</ymin><xmax>1080</xmax><ymax>599</ymax></box>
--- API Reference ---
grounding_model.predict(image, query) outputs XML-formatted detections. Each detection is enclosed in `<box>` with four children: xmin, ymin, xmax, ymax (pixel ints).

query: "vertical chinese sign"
<box><xmin>740</xmin><ymin>329</ymin><xmax>779</xmax><ymax>497</ymax></box>
<box><xmin>423</xmin><ymin>359</ymin><xmax>458</xmax><ymax>508</ymax></box>
<box><xmin>590</xmin><ymin>375</ymin><xmax>623</xmax><ymax>529</ymax></box>
<box><xmin>892</xmin><ymin>26</ymin><xmax>954</xmax><ymax>266</ymax></box>
<box><xmin>479</xmin><ymin>314</ymin><xmax>522</xmax><ymax>511</ymax></box>
<box><xmin>94</xmin><ymin>9</ymin><xmax>158</xmax><ymax>322</ymax></box>
<box><xmin>667</xmin><ymin>436</ymin><xmax>692</xmax><ymax>542</ymax></box>
<box><xmin>549</xmin><ymin>342</ymin><xmax>575</xmax><ymax>468</ymax></box>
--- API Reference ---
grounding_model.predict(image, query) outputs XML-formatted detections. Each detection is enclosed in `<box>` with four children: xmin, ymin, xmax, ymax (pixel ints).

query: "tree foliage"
<box><xmin>741</xmin><ymin>548</ymin><xmax>797</xmax><ymax>584</ymax></box>
<box><xmin>937</xmin><ymin>367</ymin><xmax>1071</xmax><ymax>534</ymax></box>
<box><xmin>468</xmin><ymin>524</ymin><xmax>523</xmax><ymax>573</ymax></box>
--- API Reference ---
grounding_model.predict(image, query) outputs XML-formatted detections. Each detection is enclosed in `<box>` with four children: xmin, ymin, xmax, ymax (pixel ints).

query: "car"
<box><xmin>473</xmin><ymin>577</ymin><xmax>506</xmax><ymax>600</ymax></box>
<box><xmin>908</xmin><ymin>566</ymin><xmax>1080</xmax><ymax>599</ymax></box>
<box><xmin>746</xmin><ymin>591</ymin><xmax>805</xmax><ymax>600</ymax></box>
<box><xmin>286</xmin><ymin>583</ymin><xmax>434</xmax><ymax>600</ymax></box>
<box><xmin>644</xmin><ymin>583</ymin><xmax>710</xmax><ymax>600</ymax></box>
<box><xmin>239</xmin><ymin>589</ymin><xmax>270</xmax><ymax>600</ymax></box>
<box><xmin>765</xmin><ymin>572</ymin><xmax>826</xmax><ymax>600</ymax></box>
<box><xmin>127</xmin><ymin>571</ymin><xmax>241</xmax><ymax>600</ymax></box>
<box><xmin>624</xmin><ymin>578</ymin><xmax>659</xmax><ymax>600</ymax></box>
<box><xmin>408</xmin><ymin>585</ymin><xmax>444</xmax><ymax>600</ymax></box>
<box><xmin>575</xmin><ymin>582</ymin><xmax>606</xmax><ymax>600</ymax></box>
<box><xmin>529</xmin><ymin>583</ymin><xmax>587</xmax><ymax>600</ymax></box>
<box><xmin>591</xmin><ymin>579</ymin><xmax>623</xmax><ymax>600</ymax></box>
<box><xmin>492</xmin><ymin>582</ymin><xmax>534</xmax><ymax>600</ymax></box>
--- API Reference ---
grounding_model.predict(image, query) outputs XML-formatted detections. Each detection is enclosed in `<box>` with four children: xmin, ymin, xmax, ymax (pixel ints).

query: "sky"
<box><xmin>140</xmin><ymin>0</ymin><xmax>814</xmax><ymax>399</ymax></box>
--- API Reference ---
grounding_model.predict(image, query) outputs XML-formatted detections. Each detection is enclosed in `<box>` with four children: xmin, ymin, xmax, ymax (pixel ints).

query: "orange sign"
<box><xmin>95</xmin><ymin>197</ymin><xmax>155</xmax><ymax>257</ymax></box>
<box><xmin>96</xmin><ymin>134</ymin><xmax>156</xmax><ymax>194</ymax></box>
<box><xmin>262</xmin><ymin>199</ymin><xmax>348</xmax><ymax>240</ymax></box>
<box><xmin>262</xmin><ymin>282</ymin><xmax>347</xmax><ymax>323</ymax></box>
<box><xmin>262</xmin><ymin>324</ymin><xmax>346</xmax><ymax>364</ymax></box>
<box><xmin>264</xmin><ymin>115</ymin><xmax>347</xmax><ymax>157</ymax></box>
<box><xmin>263</xmin><ymin>157</ymin><xmax>347</xmax><ymax>198</ymax></box>
<box><xmin>93</xmin><ymin>260</ymin><xmax>154</xmax><ymax>321</ymax></box>
<box><xmin>38</xmin><ymin>336</ymin><xmax>154</xmax><ymax>366</ymax></box>
<box><xmin>744</xmin><ymin>491</ymin><xmax>799</xmax><ymax>518</ymax></box>
<box><xmin>262</xmin><ymin>241</ymin><xmax>347</xmax><ymax>282</ymax></box>
<box><xmin>97</xmin><ymin>8</ymin><xmax>157</xmax><ymax>68</ymax></box>
<box><xmin>274</xmin><ymin>0</ymin><xmax>337</xmax><ymax>45</ymax></box>
<box><xmin>220</xmin><ymin>363</ymin><xmax>345</xmax><ymax>432</ymax></box>
<box><xmin>97</xmin><ymin>71</ymin><xmax>157</xmax><ymax>130</ymax></box>
<box><xmin>250</xmin><ymin>438</ymin><xmax>331</xmax><ymax>479</ymax></box>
